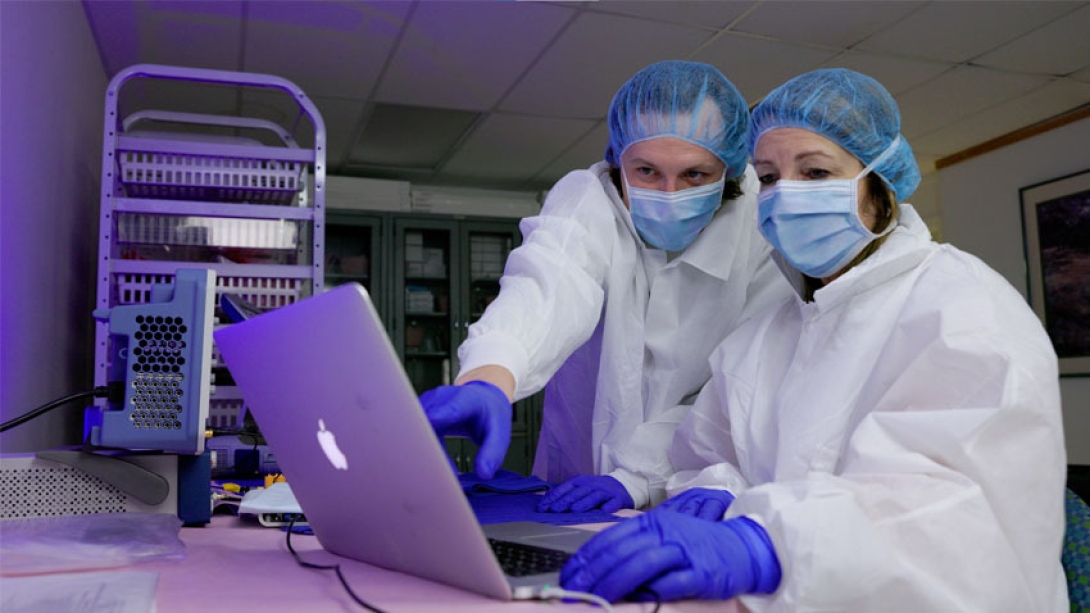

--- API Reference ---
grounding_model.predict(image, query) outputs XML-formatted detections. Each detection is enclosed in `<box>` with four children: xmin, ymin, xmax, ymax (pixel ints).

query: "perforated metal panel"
<box><xmin>0</xmin><ymin>454</ymin><xmax>177</xmax><ymax>519</ymax></box>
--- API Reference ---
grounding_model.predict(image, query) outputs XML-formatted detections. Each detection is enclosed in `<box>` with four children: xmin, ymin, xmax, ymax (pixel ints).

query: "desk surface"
<box><xmin>141</xmin><ymin>515</ymin><xmax>742</xmax><ymax>612</ymax></box>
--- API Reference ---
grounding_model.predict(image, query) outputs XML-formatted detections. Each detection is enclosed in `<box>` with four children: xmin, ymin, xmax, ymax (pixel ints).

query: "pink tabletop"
<box><xmin>142</xmin><ymin>514</ymin><xmax>742</xmax><ymax>612</ymax></box>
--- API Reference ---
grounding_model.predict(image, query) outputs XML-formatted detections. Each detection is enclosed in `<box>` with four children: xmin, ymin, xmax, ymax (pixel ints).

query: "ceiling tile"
<box><xmin>692</xmin><ymin>35</ymin><xmax>840</xmax><ymax>102</ymax></box>
<box><xmin>441</xmin><ymin>114</ymin><xmax>597</xmax><ymax>186</ymax></box>
<box><xmin>145</xmin><ymin>1</ymin><xmax>245</xmax><ymax>20</ymax></box>
<box><xmin>734</xmin><ymin>1</ymin><xmax>923</xmax><ymax>49</ymax></box>
<box><xmin>118</xmin><ymin>80</ymin><xmax>239</xmax><ymax>121</ymax></box>
<box><xmin>896</xmin><ymin>65</ymin><xmax>1049</xmax><ymax>139</ymax></box>
<box><xmin>533</xmin><ymin>122</ymin><xmax>610</xmax><ymax>186</ymax></box>
<box><xmin>376</xmin><ymin>1</ymin><xmax>574</xmax><ymax>111</ymax></box>
<box><xmin>140</xmin><ymin>2</ymin><xmax>243</xmax><ymax>71</ymax></box>
<box><xmin>974</xmin><ymin>4</ymin><xmax>1090</xmax><ymax>75</ymax></box>
<box><xmin>819</xmin><ymin>50</ymin><xmax>951</xmax><ymax>95</ymax></box>
<box><xmin>588</xmin><ymin>0</ymin><xmax>754</xmax><ymax>29</ymax></box>
<box><xmin>910</xmin><ymin>79</ymin><xmax>1090</xmax><ymax>156</ymax></box>
<box><xmin>306</xmin><ymin>96</ymin><xmax>368</xmax><ymax>169</ymax></box>
<box><xmin>237</xmin><ymin>90</ymin><xmax>365</xmax><ymax>166</ymax></box>
<box><xmin>244</xmin><ymin>1</ymin><xmax>409</xmax><ymax>100</ymax></box>
<box><xmin>499</xmin><ymin>11</ymin><xmax>711</xmax><ymax>118</ymax></box>
<box><xmin>855</xmin><ymin>1</ymin><xmax>1079</xmax><ymax>63</ymax></box>
<box><xmin>349</xmin><ymin>104</ymin><xmax>479</xmax><ymax>169</ymax></box>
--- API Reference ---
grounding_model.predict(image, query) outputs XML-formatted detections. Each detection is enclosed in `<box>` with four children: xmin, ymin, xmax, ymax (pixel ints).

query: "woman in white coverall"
<box><xmin>419</xmin><ymin>60</ymin><xmax>791</xmax><ymax>512</ymax></box>
<box><xmin>559</xmin><ymin>68</ymin><xmax>1069</xmax><ymax>611</ymax></box>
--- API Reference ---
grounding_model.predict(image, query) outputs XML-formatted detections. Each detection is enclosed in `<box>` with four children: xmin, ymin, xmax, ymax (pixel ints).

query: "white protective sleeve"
<box><xmin>456</xmin><ymin>169</ymin><xmax>617</xmax><ymax>399</ymax></box>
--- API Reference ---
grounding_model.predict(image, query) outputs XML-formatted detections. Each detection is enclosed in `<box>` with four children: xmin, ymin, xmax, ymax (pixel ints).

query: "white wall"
<box><xmin>0</xmin><ymin>2</ymin><xmax>107</xmax><ymax>452</ymax></box>
<box><xmin>939</xmin><ymin>116</ymin><xmax>1090</xmax><ymax>465</ymax></box>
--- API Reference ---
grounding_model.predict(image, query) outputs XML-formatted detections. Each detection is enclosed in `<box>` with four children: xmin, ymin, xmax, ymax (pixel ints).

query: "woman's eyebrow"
<box><xmin>794</xmin><ymin>149</ymin><xmax>838</xmax><ymax>163</ymax></box>
<box><xmin>753</xmin><ymin>149</ymin><xmax>838</xmax><ymax>167</ymax></box>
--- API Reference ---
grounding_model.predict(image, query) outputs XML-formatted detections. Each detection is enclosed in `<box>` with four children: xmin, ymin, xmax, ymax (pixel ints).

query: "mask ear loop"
<box><xmin>853</xmin><ymin>135</ymin><xmax>901</xmax><ymax>189</ymax></box>
<box><xmin>852</xmin><ymin>135</ymin><xmax>902</xmax><ymax>238</ymax></box>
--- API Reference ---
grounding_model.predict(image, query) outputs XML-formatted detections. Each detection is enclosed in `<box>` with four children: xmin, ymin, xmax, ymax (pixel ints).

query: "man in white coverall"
<box><xmin>419</xmin><ymin>60</ymin><xmax>792</xmax><ymax>512</ymax></box>
<box><xmin>559</xmin><ymin>68</ymin><xmax>1069</xmax><ymax>611</ymax></box>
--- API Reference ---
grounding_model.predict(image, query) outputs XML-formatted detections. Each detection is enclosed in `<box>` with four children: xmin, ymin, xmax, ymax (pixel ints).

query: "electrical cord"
<box><xmin>207</xmin><ymin>427</ymin><xmax>265</xmax><ymax>476</ymax></box>
<box><xmin>537</xmin><ymin>586</ymin><xmax>616</xmax><ymax>611</ymax></box>
<box><xmin>533</xmin><ymin>585</ymin><xmax>663</xmax><ymax>612</ymax></box>
<box><xmin>646</xmin><ymin>589</ymin><xmax>663</xmax><ymax>613</ymax></box>
<box><xmin>285</xmin><ymin>516</ymin><xmax>387</xmax><ymax>612</ymax></box>
<box><xmin>0</xmin><ymin>387</ymin><xmax>109</xmax><ymax>433</ymax></box>
<box><xmin>206</xmin><ymin>427</ymin><xmax>263</xmax><ymax>447</ymax></box>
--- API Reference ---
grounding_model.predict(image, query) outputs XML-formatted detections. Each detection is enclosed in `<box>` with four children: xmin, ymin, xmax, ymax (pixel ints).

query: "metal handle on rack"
<box><xmin>122</xmin><ymin>110</ymin><xmax>299</xmax><ymax>148</ymax></box>
<box><xmin>105</xmin><ymin>64</ymin><xmax>326</xmax><ymax>147</ymax></box>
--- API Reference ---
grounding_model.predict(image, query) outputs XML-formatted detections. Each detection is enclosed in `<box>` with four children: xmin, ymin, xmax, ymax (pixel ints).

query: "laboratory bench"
<box><xmin>133</xmin><ymin>514</ymin><xmax>742</xmax><ymax>612</ymax></box>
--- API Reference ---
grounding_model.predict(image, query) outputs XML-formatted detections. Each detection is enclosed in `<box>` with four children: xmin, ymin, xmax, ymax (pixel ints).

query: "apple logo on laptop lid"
<box><xmin>317</xmin><ymin>419</ymin><xmax>348</xmax><ymax>470</ymax></box>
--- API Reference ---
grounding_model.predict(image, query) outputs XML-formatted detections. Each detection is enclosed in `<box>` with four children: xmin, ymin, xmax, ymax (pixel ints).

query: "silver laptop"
<box><xmin>214</xmin><ymin>283</ymin><xmax>596</xmax><ymax>601</ymax></box>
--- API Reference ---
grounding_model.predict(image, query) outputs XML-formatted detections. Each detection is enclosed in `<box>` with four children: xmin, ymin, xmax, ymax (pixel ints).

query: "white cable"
<box><xmin>536</xmin><ymin>586</ymin><xmax>616</xmax><ymax>612</ymax></box>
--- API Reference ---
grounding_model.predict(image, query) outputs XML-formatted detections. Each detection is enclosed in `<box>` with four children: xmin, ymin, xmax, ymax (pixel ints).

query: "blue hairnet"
<box><xmin>605</xmin><ymin>60</ymin><xmax>749</xmax><ymax>179</ymax></box>
<box><xmin>749</xmin><ymin>68</ymin><xmax>921</xmax><ymax>201</ymax></box>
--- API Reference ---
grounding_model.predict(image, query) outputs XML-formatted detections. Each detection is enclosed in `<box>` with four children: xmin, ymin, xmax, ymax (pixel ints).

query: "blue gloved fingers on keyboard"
<box><xmin>419</xmin><ymin>380</ymin><xmax>512</xmax><ymax>480</ymax></box>
<box><xmin>559</xmin><ymin>514</ymin><xmax>686</xmax><ymax>602</ymax></box>
<box><xmin>657</xmin><ymin>488</ymin><xmax>735</xmax><ymax>521</ymax></box>
<box><xmin>535</xmin><ymin>475</ymin><xmax>634</xmax><ymax>513</ymax></box>
<box><xmin>560</xmin><ymin>511</ymin><xmax>782</xmax><ymax>603</ymax></box>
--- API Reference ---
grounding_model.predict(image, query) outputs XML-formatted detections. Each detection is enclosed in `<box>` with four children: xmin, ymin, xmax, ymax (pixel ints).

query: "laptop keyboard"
<box><xmin>488</xmin><ymin>538</ymin><xmax>571</xmax><ymax>577</ymax></box>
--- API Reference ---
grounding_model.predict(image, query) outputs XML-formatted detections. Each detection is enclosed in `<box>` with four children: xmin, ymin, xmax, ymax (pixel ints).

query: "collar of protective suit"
<box><xmin>592</xmin><ymin>160</ymin><xmax>760</xmax><ymax>282</ymax></box>
<box><xmin>776</xmin><ymin>203</ymin><xmax>934</xmax><ymax>311</ymax></box>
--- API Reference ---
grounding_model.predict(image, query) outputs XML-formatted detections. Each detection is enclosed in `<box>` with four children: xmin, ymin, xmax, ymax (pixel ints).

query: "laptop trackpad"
<box><xmin>483</xmin><ymin>522</ymin><xmax>599</xmax><ymax>553</ymax></box>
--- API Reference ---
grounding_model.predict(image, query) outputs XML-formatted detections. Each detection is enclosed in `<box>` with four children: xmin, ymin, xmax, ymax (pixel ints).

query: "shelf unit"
<box><xmin>94</xmin><ymin>64</ymin><xmax>326</xmax><ymax>432</ymax></box>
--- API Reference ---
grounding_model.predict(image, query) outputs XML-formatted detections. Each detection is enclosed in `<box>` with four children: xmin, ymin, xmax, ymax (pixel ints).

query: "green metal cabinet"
<box><xmin>323</xmin><ymin>211</ymin><xmax>389</xmax><ymax>327</ymax></box>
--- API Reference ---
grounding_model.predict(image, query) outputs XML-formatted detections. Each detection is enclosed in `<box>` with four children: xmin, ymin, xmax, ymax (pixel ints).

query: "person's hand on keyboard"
<box><xmin>560</xmin><ymin>511</ymin><xmax>781</xmax><ymax>603</ymax></box>
<box><xmin>419</xmin><ymin>380</ymin><xmax>511</xmax><ymax>479</ymax></box>
<box><xmin>536</xmin><ymin>475</ymin><xmax>634</xmax><ymax>513</ymax></box>
<box><xmin>656</xmin><ymin>488</ymin><xmax>735</xmax><ymax>521</ymax></box>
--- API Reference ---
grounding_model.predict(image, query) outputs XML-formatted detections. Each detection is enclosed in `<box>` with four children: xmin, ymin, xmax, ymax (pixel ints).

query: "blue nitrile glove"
<box><xmin>657</xmin><ymin>488</ymin><xmax>735</xmax><ymax>521</ymax></box>
<box><xmin>560</xmin><ymin>511</ymin><xmax>781</xmax><ymax>603</ymax></box>
<box><xmin>419</xmin><ymin>381</ymin><xmax>512</xmax><ymax>480</ymax></box>
<box><xmin>535</xmin><ymin>475</ymin><xmax>634</xmax><ymax>513</ymax></box>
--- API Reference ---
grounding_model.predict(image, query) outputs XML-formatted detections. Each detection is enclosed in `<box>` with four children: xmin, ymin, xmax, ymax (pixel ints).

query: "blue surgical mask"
<box><xmin>624</xmin><ymin>171</ymin><xmax>726</xmax><ymax>251</ymax></box>
<box><xmin>757</xmin><ymin>138</ymin><xmax>899</xmax><ymax>278</ymax></box>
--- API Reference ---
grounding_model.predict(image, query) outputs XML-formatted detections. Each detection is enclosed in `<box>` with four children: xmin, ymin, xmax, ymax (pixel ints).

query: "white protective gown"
<box><xmin>457</xmin><ymin>161</ymin><xmax>792</xmax><ymax>508</ymax></box>
<box><xmin>667</xmin><ymin>204</ymin><xmax>1069</xmax><ymax>612</ymax></box>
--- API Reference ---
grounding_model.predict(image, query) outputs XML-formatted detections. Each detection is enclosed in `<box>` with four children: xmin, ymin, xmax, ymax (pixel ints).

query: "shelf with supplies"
<box><xmin>323</xmin><ymin>210</ymin><xmax>386</xmax><ymax>324</ymax></box>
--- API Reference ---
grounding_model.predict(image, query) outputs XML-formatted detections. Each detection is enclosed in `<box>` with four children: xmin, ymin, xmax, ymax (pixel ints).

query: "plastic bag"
<box><xmin>0</xmin><ymin>512</ymin><xmax>186</xmax><ymax>576</ymax></box>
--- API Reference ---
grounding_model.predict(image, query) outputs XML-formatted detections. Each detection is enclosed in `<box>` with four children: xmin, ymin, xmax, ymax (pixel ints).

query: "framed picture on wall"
<box><xmin>1020</xmin><ymin>168</ymin><xmax>1090</xmax><ymax>377</ymax></box>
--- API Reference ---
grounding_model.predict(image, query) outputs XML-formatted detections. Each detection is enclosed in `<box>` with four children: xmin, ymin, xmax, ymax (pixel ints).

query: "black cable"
<box><xmin>0</xmin><ymin>387</ymin><xmax>108</xmax><ymax>433</ymax></box>
<box><xmin>634</xmin><ymin>587</ymin><xmax>663</xmax><ymax>613</ymax></box>
<box><xmin>207</xmin><ymin>427</ymin><xmax>263</xmax><ymax>446</ymax></box>
<box><xmin>208</xmin><ymin>427</ymin><xmax>263</xmax><ymax>475</ymax></box>
<box><xmin>285</xmin><ymin>516</ymin><xmax>387</xmax><ymax>612</ymax></box>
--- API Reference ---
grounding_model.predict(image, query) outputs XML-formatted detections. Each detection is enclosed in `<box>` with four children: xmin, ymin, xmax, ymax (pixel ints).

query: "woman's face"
<box><xmin>619</xmin><ymin>137</ymin><xmax>726</xmax><ymax>208</ymax></box>
<box><xmin>752</xmin><ymin>128</ymin><xmax>881</xmax><ymax>232</ymax></box>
